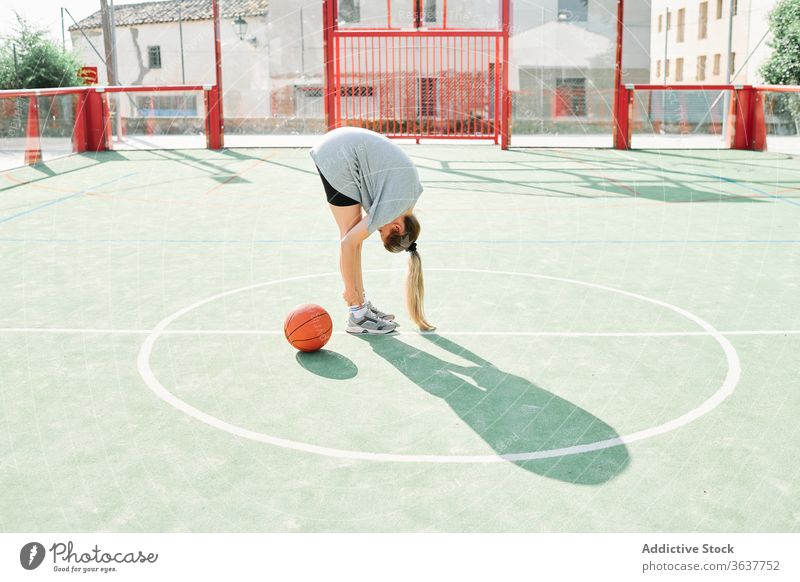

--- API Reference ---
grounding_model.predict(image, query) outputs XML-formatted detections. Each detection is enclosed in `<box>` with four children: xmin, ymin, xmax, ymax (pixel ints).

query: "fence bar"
<box><xmin>632</xmin><ymin>84</ymin><xmax>745</xmax><ymax>91</ymax></box>
<box><xmin>334</xmin><ymin>29</ymin><xmax>505</xmax><ymax>38</ymax></box>
<box><xmin>494</xmin><ymin>35</ymin><xmax>500</xmax><ymax>143</ymax></box>
<box><xmin>323</xmin><ymin>0</ymin><xmax>336</xmax><ymax>130</ymax></box>
<box><xmin>210</xmin><ymin>0</ymin><xmax>224</xmax><ymax>148</ymax></box>
<box><xmin>0</xmin><ymin>87</ymin><xmax>87</xmax><ymax>98</ymax></box>
<box><xmin>612</xmin><ymin>0</ymin><xmax>628</xmax><ymax>149</ymax></box>
<box><xmin>357</xmin><ymin>35</ymin><xmax>362</xmax><ymax>123</ymax></box>
<box><xmin>753</xmin><ymin>85</ymin><xmax>800</xmax><ymax>93</ymax></box>
<box><xmin>500</xmin><ymin>0</ymin><xmax>510</xmax><ymax>149</ymax></box>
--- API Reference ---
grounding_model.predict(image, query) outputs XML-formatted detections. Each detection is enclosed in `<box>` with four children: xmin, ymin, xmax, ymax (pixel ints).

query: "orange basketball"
<box><xmin>284</xmin><ymin>304</ymin><xmax>333</xmax><ymax>352</ymax></box>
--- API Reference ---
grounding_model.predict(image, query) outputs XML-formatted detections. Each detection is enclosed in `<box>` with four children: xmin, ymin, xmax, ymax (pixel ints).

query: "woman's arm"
<box><xmin>340</xmin><ymin>215</ymin><xmax>370</xmax><ymax>305</ymax></box>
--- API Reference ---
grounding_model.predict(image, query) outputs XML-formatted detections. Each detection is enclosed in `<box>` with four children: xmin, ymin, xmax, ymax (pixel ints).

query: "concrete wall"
<box><xmin>649</xmin><ymin>0</ymin><xmax>778</xmax><ymax>84</ymax></box>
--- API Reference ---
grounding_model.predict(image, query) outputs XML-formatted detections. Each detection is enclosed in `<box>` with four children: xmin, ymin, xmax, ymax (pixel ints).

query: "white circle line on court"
<box><xmin>135</xmin><ymin>268</ymin><xmax>742</xmax><ymax>463</ymax></box>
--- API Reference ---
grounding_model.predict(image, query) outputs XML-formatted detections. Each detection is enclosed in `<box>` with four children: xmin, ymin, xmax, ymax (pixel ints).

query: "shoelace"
<box><xmin>368</xmin><ymin>303</ymin><xmax>392</xmax><ymax>319</ymax></box>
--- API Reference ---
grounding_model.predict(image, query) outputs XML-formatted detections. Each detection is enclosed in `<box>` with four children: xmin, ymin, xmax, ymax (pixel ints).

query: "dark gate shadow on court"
<box><xmin>354</xmin><ymin>333</ymin><xmax>630</xmax><ymax>484</ymax></box>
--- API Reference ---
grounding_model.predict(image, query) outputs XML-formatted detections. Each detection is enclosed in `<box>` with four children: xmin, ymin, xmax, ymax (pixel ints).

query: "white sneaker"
<box><xmin>345</xmin><ymin>312</ymin><xmax>397</xmax><ymax>334</ymax></box>
<box><xmin>366</xmin><ymin>300</ymin><xmax>396</xmax><ymax>322</ymax></box>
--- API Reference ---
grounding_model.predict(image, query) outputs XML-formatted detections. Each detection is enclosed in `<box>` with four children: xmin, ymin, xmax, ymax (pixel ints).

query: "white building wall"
<box><xmin>511</xmin><ymin>0</ymin><xmax>652</xmax><ymax>70</ymax></box>
<box><xmin>70</xmin><ymin>15</ymin><xmax>270</xmax><ymax>118</ymax></box>
<box><xmin>649</xmin><ymin>0</ymin><xmax>778</xmax><ymax>84</ymax></box>
<box><xmin>268</xmin><ymin>0</ymin><xmax>324</xmax><ymax>79</ymax></box>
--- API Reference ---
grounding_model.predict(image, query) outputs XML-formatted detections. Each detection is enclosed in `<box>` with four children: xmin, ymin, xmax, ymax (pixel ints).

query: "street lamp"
<box><xmin>233</xmin><ymin>15</ymin><xmax>247</xmax><ymax>41</ymax></box>
<box><xmin>233</xmin><ymin>14</ymin><xmax>258</xmax><ymax>46</ymax></box>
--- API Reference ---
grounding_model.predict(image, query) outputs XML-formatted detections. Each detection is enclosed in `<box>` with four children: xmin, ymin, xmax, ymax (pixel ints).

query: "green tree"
<box><xmin>761</xmin><ymin>0</ymin><xmax>800</xmax><ymax>132</ymax></box>
<box><xmin>0</xmin><ymin>15</ymin><xmax>82</xmax><ymax>90</ymax></box>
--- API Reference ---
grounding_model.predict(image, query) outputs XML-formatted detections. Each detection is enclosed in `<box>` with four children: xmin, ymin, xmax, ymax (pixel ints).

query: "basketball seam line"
<box><xmin>286</xmin><ymin>312</ymin><xmax>330</xmax><ymax>339</ymax></box>
<box><xmin>291</xmin><ymin>325</ymin><xmax>334</xmax><ymax>344</ymax></box>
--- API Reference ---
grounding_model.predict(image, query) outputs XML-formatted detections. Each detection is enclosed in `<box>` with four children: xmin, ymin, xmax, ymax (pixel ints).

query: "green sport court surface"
<box><xmin>1</xmin><ymin>146</ymin><xmax>798</xmax><ymax>532</ymax></box>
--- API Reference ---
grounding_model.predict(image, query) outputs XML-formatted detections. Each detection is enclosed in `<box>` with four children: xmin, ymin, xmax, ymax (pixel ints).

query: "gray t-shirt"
<box><xmin>310</xmin><ymin>127</ymin><xmax>424</xmax><ymax>233</ymax></box>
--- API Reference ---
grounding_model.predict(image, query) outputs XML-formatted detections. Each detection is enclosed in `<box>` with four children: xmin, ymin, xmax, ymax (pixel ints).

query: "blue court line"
<box><xmin>712</xmin><ymin>174</ymin><xmax>800</xmax><ymax>208</ymax></box>
<box><xmin>0</xmin><ymin>172</ymin><xmax>137</xmax><ymax>225</ymax></box>
<box><xmin>0</xmin><ymin>238</ymin><xmax>799</xmax><ymax>245</ymax></box>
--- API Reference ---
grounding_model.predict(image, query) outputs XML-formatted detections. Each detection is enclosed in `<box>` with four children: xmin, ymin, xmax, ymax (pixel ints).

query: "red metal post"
<box><xmin>24</xmin><ymin>94</ymin><xmax>43</xmax><ymax>164</ymax></box>
<box><xmin>729</xmin><ymin>86</ymin><xmax>766</xmax><ymax>151</ymax></box>
<box><xmin>209</xmin><ymin>0</ymin><xmax>224</xmax><ymax>148</ymax></box>
<box><xmin>730</xmin><ymin>88</ymin><xmax>746</xmax><ymax>149</ymax></box>
<box><xmin>612</xmin><ymin>0</ymin><xmax>629</xmax><ymax>149</ymax></box>
<box><xmin>203</xmin><ymin>88</ymin><xmax>212</xmax><ymax>149</ymax></box>
<box><xmin>72</xmin><ymin>90</ymin><xmax>88</xmax><ymax>153</ymax></box>
<box><xmin>614</xmin><ymin>85</ymin><xmax>633</xmax><ymax>150</ymax></box>
<box><xmin>86</xmin><ymin>89</ymin><xmax>110</xmax><ymax>152</ymax></box>
<box><xmin>205</xmin><ymin>86</ymin><xmax>222</xmax><ymax>148</ymax></box>
<box><xmin>494</xmin><ymin>35</ymin><xmax>500</xmax><ymax>143</ymax></box>
<box><xmin>500</xmin><ymin>0</ymin><xmax>511</xmax><ymax>149</ymax></box>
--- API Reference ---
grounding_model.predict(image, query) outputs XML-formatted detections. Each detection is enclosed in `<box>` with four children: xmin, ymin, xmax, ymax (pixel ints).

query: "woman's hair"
<box><xmin>383</xmin><ymin>214</ymin><xmax>435</xmax><ymax>331</ymax></box>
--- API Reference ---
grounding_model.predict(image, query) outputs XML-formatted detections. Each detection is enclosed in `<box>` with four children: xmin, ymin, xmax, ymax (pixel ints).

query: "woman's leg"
<box><xmin>354</xmin><ymin>240</ymin><xmax>365</xmax><ymax>302</ymax></box>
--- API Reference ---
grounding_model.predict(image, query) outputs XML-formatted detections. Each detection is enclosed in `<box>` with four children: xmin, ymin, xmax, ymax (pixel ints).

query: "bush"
<box><xmin>761</xmin><ymin>0</ymin><xmax>800</xmax><ymax>132</ymax></box>
<box><xmin>0</xmin><ymin>14</ymin><xmax>82</xmax><ymax>90</ymax></box>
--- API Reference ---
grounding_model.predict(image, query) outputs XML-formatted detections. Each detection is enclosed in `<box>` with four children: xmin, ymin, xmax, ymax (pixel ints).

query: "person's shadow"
<box><xmin>355</xmin><ymin>333</ymin><xmax>630</xmax><ymax>484</ymax></box>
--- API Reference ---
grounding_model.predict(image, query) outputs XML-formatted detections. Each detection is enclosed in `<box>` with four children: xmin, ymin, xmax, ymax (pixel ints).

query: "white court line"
<box><xmin>135</xmin><ymin>268</ymin><xmax>743</xmax><ymax>463</ymax></box>
<box><xmin>0</xmin><ymin>327</ymin><xmax>798</xmax><ymax>337</ymax></box>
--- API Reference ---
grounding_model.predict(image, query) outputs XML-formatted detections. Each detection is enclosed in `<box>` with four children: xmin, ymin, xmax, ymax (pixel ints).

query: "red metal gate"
<box><xmin>322</xmin><ymin>1</ymin><xmax>511</xmax><ymax>148</ymax></box>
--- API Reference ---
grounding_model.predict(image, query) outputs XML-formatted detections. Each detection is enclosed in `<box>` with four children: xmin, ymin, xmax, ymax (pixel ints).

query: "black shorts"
<box><xmin>317</xmin><ymin>166</ymin><xmax>359</xmax><ymax>207</ymax></box>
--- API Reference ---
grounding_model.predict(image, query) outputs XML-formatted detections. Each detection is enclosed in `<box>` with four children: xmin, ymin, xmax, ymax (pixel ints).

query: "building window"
<box><xmin>666</xmin><ymin>59</ymin><xmax>671</xmax><ymax>78</ymax></box>
<box><xmin>716</xmin><ymin>0</ymin><xmax>723</xmax><ymax>19</ymax></box>
<box><xmin>656</xmin><ymin>60</ymin><xmax>662</xmax><ymax>78</ymax></box>
<box><xmin>554</xmin><ymin>78</ymin><xmax>587</xmax><ymax>117</ymax></box>
<box><xmin>676</xmin><ymin>58</ymin><xmax>684</xmax><ymax>81</ymax></box>
<box><xmin>340</xmin><ymin>85</ymin><xmax>373</xmax><ymax>97</ymax></box>
<box><xmin>730</xmin><ymin>52</ymin><xmax>736</xmax><ymax>76</ymax></box>
<box><xmin>339</xmin><ymin>0</ymin><xmax>360</xmax><ymax>23</ymax></box>
<box><xmin>294</xmin><ymin>86</ymin><xmax>324</xmax><ymax>119</ymax></box>
<box><xmin>666</xmin><ymin>10</ymin><xmax>671</xmax><ymax>30</ymax></box>
<box><xmin>340</xmin><ymin>85</ymin><xmax>373</xmax><ymax>116</ymax></box>
<box><xmin>136</xmin><ymin>95</ymin><xmax>195</xmax><ymax>116</ymax></box>
<box><xmin>677</xmin><ymin>8</ymin><xmax>685</xmax><ymax>42</ymax></box>
<box><xmin>419</xmin><ymin>78</ymin><xmax>437</xmax><ymax>117</ymax></box>
<box><xmin>713</xmin><ymin>53</ymin><xmax>721</xmax><ymax>75</ymax></box>
<box><xmin>148</xmin><ymin>46</ymin><xmax>161</xmax><ymax>69</ymax></box>
<box><xmin>424</xmin><ymin>0</ymin><xmax>437</xmax><ymax>23</ymax></box>
<box><xmin>699</xmin><ymin>2</ymin><xmax>708</xmax><ymax>39</ymax></box>
<box><xmin>697</xmin><ymin>55</ymin><xmax>707</xmax><ymax>81</ymax></box>
<box><xmin>658</xmin><ymin>14</ymin><xmax>662</xmax><ymax>32</ymax></box>
<box><xmin>733</xmin><ymin>0</ymin><xmax>738</xmax><ymax>15</ymax></box>
<box><xmin>557</xmin><ymin>0</ymin><xmax>588</xmax><ymax>23</ymax></box>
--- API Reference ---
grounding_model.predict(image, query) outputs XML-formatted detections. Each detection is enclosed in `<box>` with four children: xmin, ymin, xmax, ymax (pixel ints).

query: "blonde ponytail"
<box><xmin>405</xmin><ymin>249</ymin><xmax>435</xmax><ymax>331</ymax></box>
<box><xmin>383</xmin><ymin>213</ymin><xmax>434</xmax><ymax>331</ymax></box>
